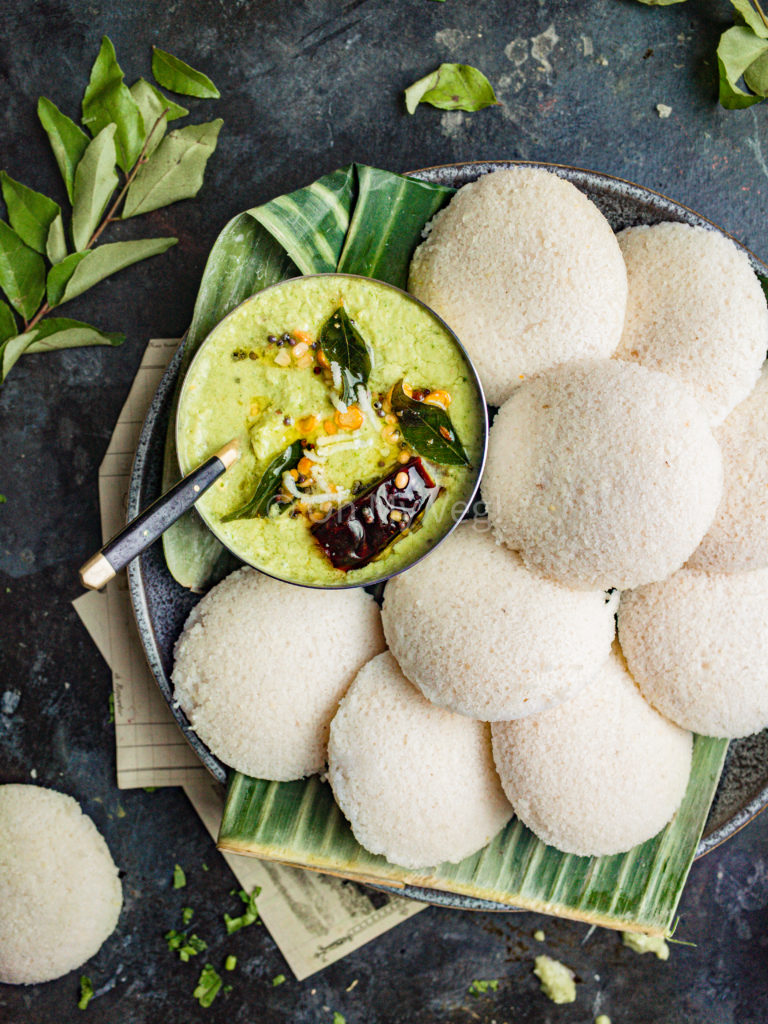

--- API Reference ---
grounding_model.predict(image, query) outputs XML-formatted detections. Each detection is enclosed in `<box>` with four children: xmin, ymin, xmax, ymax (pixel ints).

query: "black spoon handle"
<box><xmin>79</xmin><ymin>440</ymin><xmax>240</xmax><ymax>590</ymax></box>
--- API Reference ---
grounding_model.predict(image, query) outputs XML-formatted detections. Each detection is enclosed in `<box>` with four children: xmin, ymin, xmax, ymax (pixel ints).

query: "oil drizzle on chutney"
<box><xmin>310</xmin><ymin>457</ymin><xmax>440</xmax><ymax>570</ymax></box>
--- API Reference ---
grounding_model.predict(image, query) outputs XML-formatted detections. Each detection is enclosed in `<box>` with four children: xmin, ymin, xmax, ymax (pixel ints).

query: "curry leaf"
<box><xmin>122</xmin><ymin>119</ymin><xmax>222</xmax><ymax>218</ymax></box>
<box><xmin>717</xmin><ymin>26</ymin><xmax>768</xmax><ymax>108</ymax></box>
<box><xmin>319</xmin><ymin>306</ymin><xmax>372</xmax><ymax>405</ymax></box>
<box><xmin>731</xmin><ymin>0</ymin><xmax>768</xmax><ymax>38</ymax></box>
<box><xmin>390</xmin><ymin>379</ymin><xmax>470</xmax><ymax>466</ymax></box>
<box><xmin>81</xmin><ymin>36</ymin><xmax>145</xmax><ymax>172</ymax></box>
<box><xmin>0</xmin><ymin>318</ymin><xmax>124</xmax><ymax>385</ymax></box>
<box><xmin>71</xmin><ymin>124</ymin><xmax>118</xmax><ymax>251</ymax></box>
<box><xmin>0</xmin><ymin>221</ymin><xmax>45</xmax><ymax>320</ymax></box>
<box><xmin>47</xmin><ymin>237</ymin><xmax>177</xmax><ymax>306</ymax></box>
<box><xmin>140</xmin><ymin>79</ymin><xmax>189</xmax><ymax>120</ymax></box>
<box><xmin>46</xmin><ymin>252</ymin><xmax>89</xmax><ymax>306</ymax></box>
<box><xmin>0</xmin><ymin>173</ymin><xmax>61</xmax><ymax>254</ymax></box>
<box><xmin>0</xmin><ymin>300</ymin><xmax>17</xmax><ymax>344</ymax></box>
<box><xmin>745</xmin><ymin>48</ymin><xmax>768</xmax><ymax>94</ymax></box>
<box><xmin>129</xmin><ymin>79</ymin><xmax>168</xmax><ymax>157</ymax></box>
<box><xmin>37</xmin><ymin>97</ymin><xmax>90</xmax><ymax>203</ymax></box>
<box><xmin>404</xmin><ymin>62</ymin><xmax>498</xmax><ymax>114</ymax></box>
<box><xmin>152</xmin><ymin>47</ymin><xmax>220</xmax><ymax>99</ymax></box>
<box><xmin>46</xmin><ymin>213</ymin><xmax>68</xmax><ymax>264</ymax></box>
<box><xmin>222</xmin><ymin>441</ymin><xmax>304</xmax><ymax>521</ymax></box>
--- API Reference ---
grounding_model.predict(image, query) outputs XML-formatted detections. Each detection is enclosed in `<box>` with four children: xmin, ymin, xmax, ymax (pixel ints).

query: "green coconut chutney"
<box><xmin>177</xmin><ymin>275</ymin><xmax>485</xmax><ymax>586</ymax></box>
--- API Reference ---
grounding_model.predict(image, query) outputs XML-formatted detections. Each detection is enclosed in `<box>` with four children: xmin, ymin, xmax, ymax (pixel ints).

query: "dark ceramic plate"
<box><xmin>128</xmin><ymin>162</ymin><xmax>768</xmax><ymax>911</ymax></box>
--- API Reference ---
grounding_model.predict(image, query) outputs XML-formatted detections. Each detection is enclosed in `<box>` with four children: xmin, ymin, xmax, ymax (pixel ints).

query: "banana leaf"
<box><xmin>161</xmin><ymin>163</ymin><xmax>453</xmax><ymax>590</ymax></box>
<box><xmin>220</xmin><ymin>735</ymin><xmax>728</xmax><ymax>935</ymax></box>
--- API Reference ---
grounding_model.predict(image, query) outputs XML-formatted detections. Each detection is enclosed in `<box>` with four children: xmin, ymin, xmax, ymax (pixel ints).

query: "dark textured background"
<box><xmin>2</xmin><ymin>1</ymin><xmax>768</xmax><ymax>1021</ymax></box>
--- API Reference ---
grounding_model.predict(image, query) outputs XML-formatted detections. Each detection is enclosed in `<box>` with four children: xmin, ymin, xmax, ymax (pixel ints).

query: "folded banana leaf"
<box><xmin>161</xmin><ymin>163</ymin><xmax>453</xmax><ymax>590</ymax></box>
<box><xmin>220</xmin><ymin>734</ymin><xmax>728</xmax><ymax>935</ymax></box>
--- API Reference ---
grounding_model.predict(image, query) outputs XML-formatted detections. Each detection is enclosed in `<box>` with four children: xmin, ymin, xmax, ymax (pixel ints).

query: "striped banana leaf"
<box><xmin>220</xmin><ymin>735</ymin><xmax>728</xmax><ymax>935</ymax></box>
<box><xmin>161</xmin><ymin>164</ymin><xmax>453</xmax><ymax>590</ymax></box>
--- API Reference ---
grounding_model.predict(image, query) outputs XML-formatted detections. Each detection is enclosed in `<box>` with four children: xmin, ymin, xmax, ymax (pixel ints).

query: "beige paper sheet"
<box><xmin>72</xmin><ymin>338</ymin><xmax>424</xmax><ymax>981</ymax></box>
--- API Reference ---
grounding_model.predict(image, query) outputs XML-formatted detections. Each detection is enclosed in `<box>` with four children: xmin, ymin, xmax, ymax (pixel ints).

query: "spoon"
<box><xmin>78</xmin><ymin>439</ymin><xmax>240</xmax><ymax>590</ymax></box>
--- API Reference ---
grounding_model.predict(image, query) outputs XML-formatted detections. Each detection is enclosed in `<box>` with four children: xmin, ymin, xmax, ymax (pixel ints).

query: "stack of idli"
<box><xmin>171</xmin><ymin>165</ymin><xmax>768</xmax><ymax>870</ymax></box>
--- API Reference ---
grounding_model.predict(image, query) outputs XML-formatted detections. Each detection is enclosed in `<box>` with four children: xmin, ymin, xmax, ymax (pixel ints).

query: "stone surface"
<box><xmin>1</xmin><ymin>0</ymin><xmax>768</xmax><ymax>1021</ymax></box>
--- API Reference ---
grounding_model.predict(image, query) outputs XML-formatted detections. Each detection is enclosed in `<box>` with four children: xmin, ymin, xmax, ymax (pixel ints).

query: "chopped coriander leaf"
<box><xmin>78</xmin><ymin>975</ymin><xmax>94</xmax><ymax>1010</ymax></box>
<box><xmin>332</xmin><ymin>1014</ymin><xmax>346</xmax><ymax>1024</ymax></box>
<box><xmin>143</xmin><ymin>787</ymin><xmax>156</xmax><ymax>793</ymax></box>
<box><xmin>272</xmin><ymin>973</ymin><xmax>286</xmax><ymax>986</ymax></box>
<box><xmin>202</xmin><ymin>862</ymin><xmax>209</xmax><ymax>871</ymax></box>
<box><xmin>224</xmin><ymin>887</ymin><xmax>260</xmax><ymax>934</ymax></box>
<box><xmin>173</xmin><ymin>863</ymin><xmax>186</xmax><ymax>888</ymax></box>
<box><xmin>0</xmin><ymin>495</ymin><xmax>6</xmax><ymax>503</ymax></box>
<box><xmin>468</xmin><ymin>978</ymin><xmax>500</xmax><ymax>995</ymax></box>
<box><xmin>225</xmin><ymin>955</ymin><xmax>237</xmax><ymax>971</ymax></box>
<box><xmin>182</xmin><ymin>907</ymin><xmax>194</xmax><ymax>925</ymax></box>
<box><xmin>165</xmin><ymin>929</ymin><xmax>207</xmax><ymax>962</ymax></box>
<box><xmin>194</xmin><ymin>963</ymin><xmax>223</xmax><ymax>1008</ymax></box>
<box><xmin>223</xmin><ymin>984</ymin><xmax>233</xmax><ymax>994</ymax></box>
<box><xmin>107</xmin><ymin>693</ymin><xmax>114</xmax><ymax>724</ymax></box>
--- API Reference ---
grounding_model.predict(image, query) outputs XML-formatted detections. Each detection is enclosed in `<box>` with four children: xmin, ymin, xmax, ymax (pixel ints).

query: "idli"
<box><xmin>172</xmin><ymin>566</ymin><xmax>385</xmax><ymax>780</ymax></box>
<box><xmin>0</xmin><ymin>785</ymin><xmax>122</xmax><ymax>985</ymax></box>
<box><xmin>688</xmin><ymin>365</ymin><xmax>768</xmax><ymax>573</ymax></box>
<box><xmin>381</xmin><ymin>522</ymin><xmax>618</xmax><ymax>720</ymax></box>
<box><xmin>491</xmin><ymin>647</ymin><xmax>693</xmax><ymax>857</ymax></box>
<box><xmin>327</xmin><ymin>651</ymin><xmax>513</xmax><ymax>869</ymax></box>
<box><xmin>618</xmin><ymin>567</ymin><xmax>768</xmax><ymax>738</ymax></box>
<box><xmin>484</xmin><ymin>359</ymin><xmax>723</xmax><ymax>591</ymax></box>
<box><xmin>616</xmin><ymin>222</ymin><xmax>768</xmax><ymax>425</ymax></box>
<box><xmin>408</xmin><ymin>167</ymin><xmax>627</xmax><ymax>406</ymax></box>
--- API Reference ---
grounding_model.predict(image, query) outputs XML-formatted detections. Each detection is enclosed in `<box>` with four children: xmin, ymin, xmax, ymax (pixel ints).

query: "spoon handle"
<box><xmin>79</xmin><ymin>440</ymin><xmax>240</xmax><ymax>590</ymax></box>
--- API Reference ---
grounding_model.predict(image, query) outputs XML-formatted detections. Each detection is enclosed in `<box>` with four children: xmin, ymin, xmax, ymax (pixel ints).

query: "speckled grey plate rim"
<box><xmin>127</xmin><ymin>160</ymin><xmax>768</xmax><ymax>912</ymax></box>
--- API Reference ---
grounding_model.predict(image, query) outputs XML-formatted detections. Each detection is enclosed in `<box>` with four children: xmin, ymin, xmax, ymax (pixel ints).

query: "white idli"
<box><xmin>491</xmin><ymin>647</ymin><xmax>693</xmax><ymax>857</ymax></box>
<box><xmin>381</xmin><ymin>522</ymin><xmax>617</xmax><ymax>720</ymax></box>
<box><xmin>327</xmin><ymin>651</ymin><xmax>513</xmax><ymax>869</ymax></box>
<box><xmin>483</xmin><ymin>359</ymin><xmax>723</xmax><ymax>591</ymax></box>
<box><xmin>616</xmin><ymin>222</ymin><xmax>768</xmax><ymax>425</ymax></box>
<box><xmin>408</xmin><ymin>167</ymin><xmax>627</xmax><ymax>406</ymax></box>
<box><xmin>0</xmin><ymin>785</ymin><xmax>122</xmax><ymax>985</ymax></box>
<box><xmin>688</xmin><ymin>365</ymin><xmax>768</xmax><ymax>573</ymax></box>
<box><xmin>172</xmin><ymin>566</ymin><xmax>385</xmax><ymax>780</ymax></box>
<box><xmin>618</xmin><ymin>567</ymin><xmax>768</xmax><ymax>738</ymax></box>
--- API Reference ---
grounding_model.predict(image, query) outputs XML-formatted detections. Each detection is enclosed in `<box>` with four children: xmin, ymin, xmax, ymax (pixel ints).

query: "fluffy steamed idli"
<box><xmin>491</xmin><ymin>647</ymin><xmax>693</xmax><ymax>857</ymax></box>
<box><xmin>618</xmin><ymin>567</ymin><xmax>768</xmax><ymax>738</ymax></box>
<box><xmin>327</xmin><ymin>651</ymin><xmax>513</xmax><ymax>869</ymax></box>
<box><xmin>172</xmin><ymin>566</ymin><xmax>385</xmax><ymax>780</ymax></box>
<box><xmin>616</xmin><ymin>222</ymin><xmax>768</xmax><ymax>425</ymax></box>
<box><xmin>408</xmin><ymin>167</ymin><xmax>627</xmax><ymax>406</ymax></box>
<box><xmin>0</xmin><ymin>785</ymin><xmax>122</xmax><ymax>985</ymax></box>
<box><xmin>688</xmin><ymin>365</ymin><xmax>768</xmax><ymax>573</ymax></box>
<box><xmin>381</xmin><ymin>522</ymin><xmax>618</xmax><ymax>720</ymax></box>
<box><xmin>483</xmin><ymin>359</ymin><xmax>723</xmax><ymax>591</ymax></box>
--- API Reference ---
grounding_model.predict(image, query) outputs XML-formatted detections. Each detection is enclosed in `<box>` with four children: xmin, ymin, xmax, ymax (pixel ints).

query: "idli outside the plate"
<box><xmin>327</xmin><ymin>651</ymin><xmax>513</xmax><ymax>869</ymax></box>
<box><xmin>491</xmin><ymin>647</ymin><xmax>693</xmax><ymax>857</ymax></box>
<box><xmin>616</xmin><ymin>222</ymin><xmax>768</xmax><ymax>425</ymax></box>
<box><xmin>618</xmin><ymin>567</ymin><xmax>768</xmax><ymax>738</ymax></box>
<box><xmin>483</xmin><ymin>359</ymin><xmax>723</xmax><ymax>591</ymax></box>
<box><xmin>408</xmin><ymin>167</ymin><xmax>627</xmax><ymax>406</ymax></box>
<box><xmin>172</xmin><ymin>566</ymin><xmax>385</xmax><ymax>781</ymax></box>
<box><xmin>688</xmin><ymin>365</ymin><xmax>768</xmax><ymax>573</ymax></box>
<box><xmin>0</xmin><ymin>785</ymin><xmax>122</xmax><ymax>985</ymax></box>
<box><xmin>381</xmin><ymin>522</ymin><xmax>618</xmax><ymax>721</ymax></box>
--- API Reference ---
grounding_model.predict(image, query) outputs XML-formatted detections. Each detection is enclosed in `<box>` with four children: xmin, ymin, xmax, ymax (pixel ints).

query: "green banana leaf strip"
<box><xmin>319</xmin><ymin>306</ymin><xmax>372</xmax><ymax>405</ymax></box>
<box><xmin>162</xmin><ymin>164</ymin><xmax>456</xmax><ymax>589</ymax></box>
<box><xmin>222</xmin><ymin>441</ymin><xmax>304</xmax><ymax>522</ymax></box>
<box><xmin>390</xmin><ymin>379</ymin><xmax>470</xmax><ymax>466</ymax></box>
<box><xmin>337</xmin><ymin>165</ymin><xmax>454</xmax><ymax>289</ymax></box>
<box><xmin>247</xmin><ymin>164</ymin><xmax>356</xmax><ymax>275</ymax></box>
<box><xmin>220</xmin><ymin>734</ymin><xmax>728</xmax><ymax>934</ymax></box>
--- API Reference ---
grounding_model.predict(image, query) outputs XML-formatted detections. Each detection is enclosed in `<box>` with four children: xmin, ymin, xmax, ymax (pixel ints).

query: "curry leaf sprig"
<box><xmin>0</xmin><ymin>38</ymin><xmax>222</xmax><ymax>386</ymax></box>
<box><xmin>404</xmin><ymin>62</ymin><xmax>498</xmax><ymax>115</ymax></box>
<box><xmin>636</xmin><ymin>0</ymin><xmax>768</xmax><ymax>108</ymax></box>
